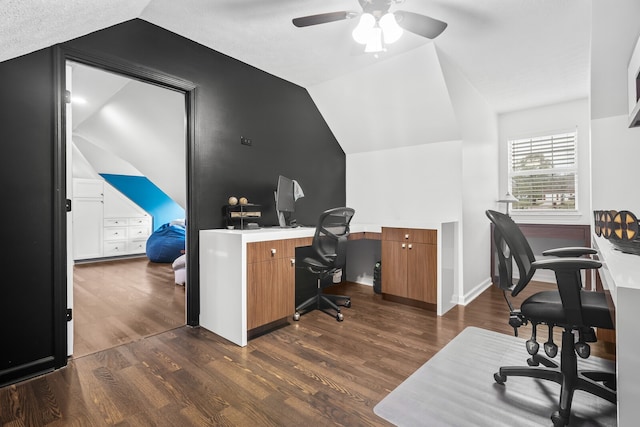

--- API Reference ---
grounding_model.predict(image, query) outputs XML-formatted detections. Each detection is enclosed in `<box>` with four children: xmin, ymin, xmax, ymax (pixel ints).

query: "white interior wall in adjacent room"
<box><xmin>498</xmin><ymin>98</ymin><xmax>591</xmax><ymax>224</ymax></box>
<box><xmin>71</xmin><ymin>140</ymin><xmax>102</xmax><ymax>179</ymax></box>
<box><xmin>74</xmin><ymin>135</ymin><xmax>143</xmax><ymax>177</ymax></box>
<box><xmin>73</xmin><ymin>78</ymin><xmax>186</xmax><ymax>207</ymax></box>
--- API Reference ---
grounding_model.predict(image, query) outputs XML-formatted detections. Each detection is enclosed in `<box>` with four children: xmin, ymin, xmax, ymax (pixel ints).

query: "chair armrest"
<box><xmin>542</xmin><ymin>247</ymin><xmax>597</xmax><ymax>257</ymax></box>
<box><xmin>532</xmin><ymin>257</ymin><xmax>601</xmax><ymax>271</ymax></box>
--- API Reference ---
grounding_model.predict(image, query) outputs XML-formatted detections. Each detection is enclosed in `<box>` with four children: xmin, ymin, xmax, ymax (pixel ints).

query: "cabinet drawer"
<box><xmin>104</xmin><ymin>218</ymin><xmax>128</xmax><ymax>227</ymax></box>
<box><xmin>382</xmin><ymin>227</ymin><xmax>436</xmax><ymax>244</ymax></box>
<box><xmin>129</xmin><ymin>226</ymin><xmax>150</xmax><ymax>239</ymax></box>
<box><xmin>104</xmin><ymin>240</ymin><xmax>127</xmax><ymax>256</ymax></box>
<box><xmin>127</xmin><ymin>239</ymin><xmax>147</xmax><ymax>254</ymax></box>
<box><xmin>248</xmin><ymin>240</ymin><xmax>286</xmax><ymax>263</ymax></box>
<box><xmin>104</xmin><ymin>227</ymin><xmax>128</xmax><ymax>241</ymax></box>
<box><xmin>247</xmin><ymin>237</ymin><xmax>313</xmax><ymax>263</ymax></box>
<box><xmin>128</xmin><ymin>217</ymin><xmax>151</xmax><ymax>226</ymax></box>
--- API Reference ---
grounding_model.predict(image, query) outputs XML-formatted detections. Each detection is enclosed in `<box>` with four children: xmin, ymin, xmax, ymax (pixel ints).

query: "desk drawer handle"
<box><xmin>405</xmin><ymin>234</ymin><xmax>410</xmax><ymax>240</ymax></box>
<box><xmin>290</xmin><ymin>258</ymin><xmax>295</xmax><ymax>266</ymax></box>
<box><xmin>408</xmin><ymin>244</ymin><xmax>413</xmax><ymax>249</ymax></box>
<box><xmin>402</xmin><ymin>243</ymin><xmax>406</xmax><ymax>249</ymax></box>
<box><xmin>271</xmin><ymin>248</ymin><xmax>277</xmax><ymax>256</ymax></box>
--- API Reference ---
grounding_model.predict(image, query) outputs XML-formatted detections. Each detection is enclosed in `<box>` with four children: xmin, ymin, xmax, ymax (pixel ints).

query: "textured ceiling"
<box><xmin>1</xmin><ymin>0</ymin><xmax>592</xmax><ymax>114</ymax></box>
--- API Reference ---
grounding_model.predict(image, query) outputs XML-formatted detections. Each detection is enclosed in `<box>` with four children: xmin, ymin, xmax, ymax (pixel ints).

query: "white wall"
<box><xmin>308</xmin><ymin>43</ymin><xmax>460</xmax><ymax>155</ymax></box>
<box><xmin>590</xmin><ymin>0</ymin><xmax>640</xmax><ymax>215</ymax></box>
<box><xmin>498</xmin><ymin>98</ymin><xmax>591</xmax><ymax>224</ymax></box>
<box><xmin>346</xmin><ymin>140</ymin><xmax>462</xmax><ymax>227</ymax></box>
<box><xmin>439</xmin><ymin>48</ymin><xmax>499</xmax><ymax>303</ymax></box>
<box><xmin>591</xmin><ymin>115</ymin><xmax>640</xmax><ymax>213</ymax></box>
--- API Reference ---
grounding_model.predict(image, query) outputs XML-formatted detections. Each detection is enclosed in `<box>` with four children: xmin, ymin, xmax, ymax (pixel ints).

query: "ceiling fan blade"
<box><xmin>292</xmin><ymin>11</ymin><xmax>351</xmax><ymax>28</ymax></box>
<box><xmin>394</xmin><ymin>11</ymin><xmax>448</xmax><ymax>39</ymax></box>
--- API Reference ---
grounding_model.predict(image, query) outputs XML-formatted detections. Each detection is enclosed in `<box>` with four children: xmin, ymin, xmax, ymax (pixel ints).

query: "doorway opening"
<box><xmin>65</xmin><ymin>60</ymin><xmax>189</xmax><ymax>358</ymax></box>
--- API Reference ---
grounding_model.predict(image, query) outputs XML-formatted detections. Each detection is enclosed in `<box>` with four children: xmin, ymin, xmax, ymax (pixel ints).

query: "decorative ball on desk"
<box><xmin>239</xmin><ymin>197</ymin><xmax>248</xmax><ymax>205</ymax></box>
<box><xmin>228</xmin><ymin>196</ymin><xmax>238</xmax><ymax>206</ymax></box>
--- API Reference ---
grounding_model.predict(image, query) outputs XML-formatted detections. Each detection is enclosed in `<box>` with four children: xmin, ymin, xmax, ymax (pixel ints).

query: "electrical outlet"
<box><xmin>240</xmin><ymin>136</ymin><xmax>252</xmax><ymax>146</ymax></box>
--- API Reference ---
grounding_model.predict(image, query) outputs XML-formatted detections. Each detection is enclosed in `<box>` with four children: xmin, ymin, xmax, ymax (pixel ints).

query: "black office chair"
<box><xmin>293</xmin><ymin>207</ymin><xmax>355</xmax><ymax>322</ymax></box>
<box><xmin>486</xmin><ymin>209</ymin><xmax>615</xmax><ymax>427</ymax></box>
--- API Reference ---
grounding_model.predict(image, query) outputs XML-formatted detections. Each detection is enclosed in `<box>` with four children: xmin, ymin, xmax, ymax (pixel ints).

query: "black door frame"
<box><xmin>53</xmin><ymin>46</ymin><xmax>199</xmax><ymax>368</ymax></box>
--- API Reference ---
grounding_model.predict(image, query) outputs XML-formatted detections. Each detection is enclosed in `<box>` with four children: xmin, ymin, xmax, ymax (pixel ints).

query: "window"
<box><xmin>508</xmin><ymin>131</ymin><xmax>577</xmax><ymax>211</ymax></box>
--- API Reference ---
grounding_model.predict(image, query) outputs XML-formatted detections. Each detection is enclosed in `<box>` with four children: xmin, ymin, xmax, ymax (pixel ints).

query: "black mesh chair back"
<box><xmin>486</xmin><ymin>209</ymin><xmax>536</xmax><ymax>296</ymax></box>
<box><xmin>294</xmin><ymin>207</ymin><xmax>355</xmax><ymax>322</ymax></box>
<box><xmin>309</xmin><ymin>207</ymin><xmax>355</xmax><ymax>274</ymax></box>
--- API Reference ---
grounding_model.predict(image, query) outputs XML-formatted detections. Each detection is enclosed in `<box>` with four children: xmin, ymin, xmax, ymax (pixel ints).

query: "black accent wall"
<box><xmin>0</xmin><ymin>19</ymin><xmax>345</xmax><ymax>386</ymax></box>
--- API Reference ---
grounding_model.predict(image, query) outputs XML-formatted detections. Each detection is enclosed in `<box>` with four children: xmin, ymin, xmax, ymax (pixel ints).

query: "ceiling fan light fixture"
<box><xmin>364</xmin><ymin>26</ymin><xmax>384</xmax><ymax>53</ymax></box>
<box><xmin>379</xmin><ymin>12</ymin><xmax>403</xmax><ymax>44</ymax></box>
<box><xmin>352</xmin><ymin>13</ymin><xmax>375</xmax><ymax>44</ymax></box>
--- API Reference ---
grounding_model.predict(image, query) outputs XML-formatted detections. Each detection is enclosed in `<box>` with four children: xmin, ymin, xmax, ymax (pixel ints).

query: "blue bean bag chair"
<box><xmin>146</xmin><ymin>222</ymin><xmax>185</xmax><ymax>263</ymax></box>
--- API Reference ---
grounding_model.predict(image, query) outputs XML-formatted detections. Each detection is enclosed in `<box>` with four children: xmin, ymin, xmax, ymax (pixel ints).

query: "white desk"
<box><xmin>199</xmin><ymin>222</ymin><xmax>458</xmax><ymax>346</ymax></box>
<box><xmin>592</xmin><ymin>235</ymin><xmax>640</xmax><ymax>426</ymax></box>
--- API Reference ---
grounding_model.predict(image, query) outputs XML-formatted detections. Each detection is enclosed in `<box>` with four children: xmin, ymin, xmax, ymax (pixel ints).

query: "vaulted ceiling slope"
<box><xmin>2</xmin><ymin>0</ymin><xmax>592</xmax><ymax>116</ymax></box>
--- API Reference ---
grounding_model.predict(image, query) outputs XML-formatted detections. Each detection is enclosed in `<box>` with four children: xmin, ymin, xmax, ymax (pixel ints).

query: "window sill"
<box><xmin>509</xmin><ymin>210</ymin><xmax>588</xmax><ymax>224</ymax></box>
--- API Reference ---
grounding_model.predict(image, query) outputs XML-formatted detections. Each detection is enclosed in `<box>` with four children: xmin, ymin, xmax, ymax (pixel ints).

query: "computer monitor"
<box><xmin>275</xmin><ymin>175</ymin><xmax>296</xmax><ymax>227</ymax></box>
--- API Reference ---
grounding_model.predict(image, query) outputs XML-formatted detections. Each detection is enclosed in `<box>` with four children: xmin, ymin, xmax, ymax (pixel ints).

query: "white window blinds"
<box><xmin>508</xmin><ymin>131</ymin><xmax>577</xmax><ymax>211</ymax></box>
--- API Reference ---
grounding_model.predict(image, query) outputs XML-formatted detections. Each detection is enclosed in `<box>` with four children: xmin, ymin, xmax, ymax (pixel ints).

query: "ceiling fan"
<box><xmin>292</xmin><ymin>0</ymin><xmax>447</xmax><ymax>53</ymax></box>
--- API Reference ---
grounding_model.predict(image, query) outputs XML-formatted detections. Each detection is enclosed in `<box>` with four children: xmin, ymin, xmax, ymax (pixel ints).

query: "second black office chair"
<box><xmin>486</xmin><ymin>209</ymin><xmax>615</xmax><ymax>426</ymax></box>
<box><xmin>293</xmin><ymin>207</ymin><xmax>355</xmax><ymax>322</ymax></box>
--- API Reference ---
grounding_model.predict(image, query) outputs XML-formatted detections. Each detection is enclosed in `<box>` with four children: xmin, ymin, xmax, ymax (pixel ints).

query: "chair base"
<box><xmin>493</xmin><ymin>329</ymin><xmax>616</xmax><ymax>426</ymax></box>
<box><xmin>293</xmin><ymin>278</ymin><xmax>350</xmax><ymax>322</ymax></box>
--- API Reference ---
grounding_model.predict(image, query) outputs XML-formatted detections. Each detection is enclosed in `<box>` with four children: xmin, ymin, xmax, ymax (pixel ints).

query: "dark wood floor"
<box><xmin>1</xmin><ymin>280</ymin><xmax>614</xmax><ymax>426</ymax></box>
<box><xmin>73</xmin><ymin>257</ymin><xmax>186</xmax><ymax>357</ymax></box>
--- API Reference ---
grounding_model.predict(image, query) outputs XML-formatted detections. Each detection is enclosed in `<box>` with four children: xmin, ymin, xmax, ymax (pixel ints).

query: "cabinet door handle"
<box><xmin>405</xmin><ymin>234</ymin><xmax>410</xmax><ymax>240</ymax></box>
<box><xmin>271</xmin><ymin>248</ymin><xmax>277</xmax><ymax>256</ymax></box>
<box><xmin>290</xmin><ymin>258</ymin><xmax>295</xmax><ymax>266</ymax></box>
<box><xmin>402</xmin><ymin>243</ymin><xmax>406</xmax><ymax>249</ymax></box>
<box><xmin>408</xmin><ymin>244</ymin><xmax>413</xmax><ymax>249</ymax></box>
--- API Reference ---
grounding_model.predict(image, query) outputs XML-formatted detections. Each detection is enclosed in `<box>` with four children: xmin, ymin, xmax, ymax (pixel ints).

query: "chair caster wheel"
<box><xmin>293</xmin><ymin>312</ymin><xmax>300</xmax><ymax>321</ymax></box>
<box><xmin>544</xmin><ymin>341</ymin><xmax>558</xmax><ymax>358</ymax></box>
<box><xmin>336</xmin><ymin>313</ymin><xmax>344</xmax><ymax>321</ymax></box>
<box><xmin>343</xmin><ymin>300</ymin><xmax>351</xmax><ymax>308</ymax></box>
<box><xmin>575</xmin><ymin>342</ymin><xmax>590</xmax><ymax>359</ymax></box>
<box><xmin>551</xmin><ymin>411</ymin><xmax>567</xmax><ymax>426</ymax></box>
<box><xmin>494</xmin><ymin>372</ymin><xmax>506</xmax><ymax>384</ymax></box>
<box><xmin>527</xmin><ymin>357</ymin><xmax>539</xmax><ymax>366</ymax></box>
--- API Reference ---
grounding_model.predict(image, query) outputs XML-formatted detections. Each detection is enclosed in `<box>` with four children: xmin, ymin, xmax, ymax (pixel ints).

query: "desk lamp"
<box><xmin>498</xmin><ymin>192</ymin><xmax>519</xmax><ymax>216</ymax></box>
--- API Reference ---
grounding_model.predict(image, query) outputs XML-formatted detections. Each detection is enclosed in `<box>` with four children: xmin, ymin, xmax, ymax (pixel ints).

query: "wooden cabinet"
<box><xmin>246</xmin><ymin>237</ymin><xmax>312</xmax><ymax>330</ymax></box>
<box><xmin>381</xmin><ymin>227</ymin><xmax>437</xmax><ymax>304</ymax></box>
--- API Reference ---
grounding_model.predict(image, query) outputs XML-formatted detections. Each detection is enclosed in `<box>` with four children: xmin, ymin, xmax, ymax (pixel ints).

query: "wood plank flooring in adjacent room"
<box><xmin>1</xmin><ymin>281</ymin><xmax>614</xmax><ymax>426</ymax></box>
<box><xmin>72</xmin><ymin>257</ymin><xmax>186</xmax><ymax>358</ymax></box>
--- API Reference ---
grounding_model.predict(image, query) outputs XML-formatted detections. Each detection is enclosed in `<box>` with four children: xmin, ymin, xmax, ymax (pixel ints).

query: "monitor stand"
<box><xmin>277</xmin><ymin>211</ymin><xmax>287</xmax><ymax>227</ymax></box>
<box><xmin>276</xmin><ymin>211</ymin><xmax>298</xmax><ymax>228</ymax></box>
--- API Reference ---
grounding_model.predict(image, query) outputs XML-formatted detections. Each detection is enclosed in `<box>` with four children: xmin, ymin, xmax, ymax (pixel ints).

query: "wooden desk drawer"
<box><xmin>247</xmin><ymin>240</ymin><xmax>286</xmax><ymax>263</ymax></box>
<box><xmin>382</xmin><ymin>227</ymin><xmax>436</xmax><ymax>244</ymax></box>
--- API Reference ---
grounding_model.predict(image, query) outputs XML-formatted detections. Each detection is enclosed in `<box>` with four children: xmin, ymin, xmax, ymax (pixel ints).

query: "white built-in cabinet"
<box><xmin>73</xmin><ymin>178</ymin><xmax>152</xmax><ymax>261</ymax></box>
<box><xmin>72</xmin><ymin>179</ymin><xmax>104</xmax><ymax>259</ymax></box>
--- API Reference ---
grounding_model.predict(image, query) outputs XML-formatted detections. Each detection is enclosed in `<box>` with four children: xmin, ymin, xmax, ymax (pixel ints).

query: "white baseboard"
<box><xmin>457</xmin><ymin>278</ymin><xmax>492</xmax><ymax>306</ymax></box>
